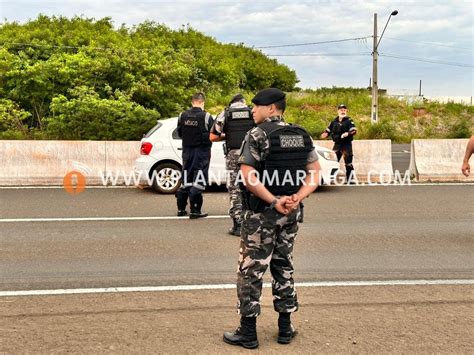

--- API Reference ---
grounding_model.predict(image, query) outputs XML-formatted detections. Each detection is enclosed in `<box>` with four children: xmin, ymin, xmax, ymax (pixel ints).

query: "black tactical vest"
<box><xmin>259</xmin><ymin>121</ymin><xmax>313</xmax><ymax>196</ymax></box>
<box><xmin>331</xmin><ymin>116</ymin><xmax>353</xmax><ymax>144</ymax></box>
<box><xmin>223</xmin><ymin>107</ymin><xmax>255</xmax><ymax>150</ymax></box>
<box><xmin>180</xmin><ymin>110</ymin><xmax>210</xmax><ymax>147</ymax></box>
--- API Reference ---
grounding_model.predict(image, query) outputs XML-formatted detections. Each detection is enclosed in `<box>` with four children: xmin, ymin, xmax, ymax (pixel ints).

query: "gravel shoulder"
<box><xmin>2</xmin><ymin>285</ymin><xmax>472</xmax><ymax>353</ymax></box>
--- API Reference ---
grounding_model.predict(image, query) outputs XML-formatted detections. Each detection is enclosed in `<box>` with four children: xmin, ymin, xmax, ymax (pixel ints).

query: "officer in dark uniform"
<box><xmin>321</xmin><ymin>104</ymin><xmax>357</xmax><ymax>183</ymax></box>
<box><xmin>175</xmin><ymin>92</ymin><xmax>214</xmax><ymax>219</ymax></box>
<box><xmin>210</xmin><ymin>94</ymin><xmax>255</xmax><ymax>236</ymax></box>
<box><xmin>223</xmin><ymin>88</ymin><xmax>321</xmax><ymax>349</ymax></box>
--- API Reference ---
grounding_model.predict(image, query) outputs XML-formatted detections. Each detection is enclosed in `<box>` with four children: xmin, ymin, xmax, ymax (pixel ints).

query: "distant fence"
<box><xmin>424</xmin><ymin>96</ymin><xmax>472</xmax><ymax>105</ymax></box>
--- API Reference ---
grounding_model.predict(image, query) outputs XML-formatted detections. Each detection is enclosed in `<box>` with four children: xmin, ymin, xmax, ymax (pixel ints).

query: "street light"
<box><xmin>371</xmin><ymin>10</ymin><xmax>398</xmax><ymax>124</ymax></box>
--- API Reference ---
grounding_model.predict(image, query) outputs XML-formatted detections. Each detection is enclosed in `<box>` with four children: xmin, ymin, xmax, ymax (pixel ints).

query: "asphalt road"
<box><xmin>391</xmin><ymin>143</ymin><xmax>411</xmax><ymax>172</ymax></box>
<box><xmin>1</xmin><ymin>186</ymin><xmax>473</xmax><ymax>353</ymax></box>
<box><xmin>1</xmin><ymin>185</ymin><xmax>472</xmax><ymax>291</ymax></box>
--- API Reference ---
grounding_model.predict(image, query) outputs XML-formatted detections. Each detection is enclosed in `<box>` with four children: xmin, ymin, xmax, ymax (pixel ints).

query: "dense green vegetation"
<box><xmin>0</xmin><ymin>16</ymin><xmax>471</xmax><ymax>142</ymax></box>
<box><xmin>0</xmin><ymin>16</ymin><xmax>297</xmax><ymax>140</ymax></box>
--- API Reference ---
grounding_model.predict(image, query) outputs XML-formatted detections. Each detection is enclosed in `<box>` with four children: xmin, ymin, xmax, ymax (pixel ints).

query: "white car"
<box><xmin>134</xmin><ymin>117</ymin><xmax>340</xmax><ymax>193</ymax></box>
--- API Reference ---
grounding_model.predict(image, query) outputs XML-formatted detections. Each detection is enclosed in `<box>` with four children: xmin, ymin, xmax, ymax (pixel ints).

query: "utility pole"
<box><xmin>371</xmin><ymin>10</ymin><xmax>398</xmax><ymax>124</ymax></box>
<box><xmin>371</xmin><ymin>13</ymin><xmax>378</xmax><ymax>123</ymax></box>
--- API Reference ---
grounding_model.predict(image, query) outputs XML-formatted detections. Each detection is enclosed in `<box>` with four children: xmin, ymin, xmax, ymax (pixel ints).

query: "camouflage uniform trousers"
<box><xmin>236</xmin><ymin>206</ymin><xmax>301</xmax><ymax>317</ymax></box>
<box><xmin>226</xmin><ymin>149</ymin><xmax>243</xmax><ymax>223</ymax></box>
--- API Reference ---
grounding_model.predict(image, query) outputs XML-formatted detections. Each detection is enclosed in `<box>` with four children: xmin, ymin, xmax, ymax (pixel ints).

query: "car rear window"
<box><xmin>172</xmin><ymin>128</ymin><xmax>181</xmax><ymax>140</ymax></box>
<box><xmin>144</xmin><ymin>122</ymin><xmax>163</xmax><ymax>138</ymax></box>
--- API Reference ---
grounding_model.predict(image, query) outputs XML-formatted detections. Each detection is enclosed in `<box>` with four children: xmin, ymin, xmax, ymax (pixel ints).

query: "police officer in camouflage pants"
<box><xmin>223</xmin><ymin>88</ymin><xmax>321</xmax><ymax>349</ymax></box>
<box><xmin>210</xmin><ymin>94</ymin><xmax>255</xmax><ymax>236</ymax></box>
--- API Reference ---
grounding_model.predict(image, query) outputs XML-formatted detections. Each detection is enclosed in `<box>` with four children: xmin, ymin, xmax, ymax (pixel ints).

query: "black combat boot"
<box><xmin>228</xmin><ymin>218</ymin><xmax>242</xmax><ymax>236</ymax></box>
<box><xmin>189</xmin><ymin>193</ymin><xmax>208</xmax><ymax>219</ymax></box>
<box><xmin>345</xmin><ymin>165</ymin><xmax>356</xmax><ymax>185</ymax></box>
<box><xmin>298</xmin><ymin>202</ymin><xmax>304</xmax><ymax>223</ymax></box>
<box><xmin>277</xmin><ymin>312</ymin><xmax>297</xmax><ymax>344</ymax></box>
<box><xmin>175</xmin><ymin>189</ymin><xmax>188</xmax><ymax>216</ymax></box>
<box><xmin>223</xmin><ymin>316</ymin><xmax>258</xmax><ymax>349</ymax></box>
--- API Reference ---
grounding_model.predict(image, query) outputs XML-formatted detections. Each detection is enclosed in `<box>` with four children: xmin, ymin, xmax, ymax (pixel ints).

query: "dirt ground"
<box><xmin>1</xmin><ymin>285</ymin><xmax>472</xmax><ymax>353</ymax></box>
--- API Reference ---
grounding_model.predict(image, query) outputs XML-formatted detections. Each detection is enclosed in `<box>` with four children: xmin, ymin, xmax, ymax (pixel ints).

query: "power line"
<box><xmin>385</xmin><ymin>37</ymin><xmax>473</xmax><ymax>51</ymax></box>
<box><xmin>254</xmin><ymin>36</ymin><xmax>371</xmax><ymax>49</ymax></box>
<box><xmin>1</xmin><ymin>41</ymin><xmax>110</xmax><ymax>51</ymax></box>
<box><xmin>0</xmin><ymin>39</ymin><xmax>373</xmax><ymax>58</ymax></box>
<box><xmin>379</xmin><ymin>52</ymin><xmax>474</xmax><ymax>68</ymax></box>
<box><xmin>266</xmin><ymin>52</ymin><xmax>370</xmax><ymax>57</ymax></box>
<box><xmin>0</xmin><ymin>41</ymin><xmax>185</xmax><ymax>56</ymax></box>
<box><xmin>3</xmin><ymin>40</ymin><xmax>471</xmax><ymax>68</ymax></box>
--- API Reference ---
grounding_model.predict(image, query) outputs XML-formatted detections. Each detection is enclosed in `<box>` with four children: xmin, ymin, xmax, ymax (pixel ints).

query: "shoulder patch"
<box><xmin>279</xmin><ymin>135</ymin><xmax>305</xmax><ymax>148</ymax></box>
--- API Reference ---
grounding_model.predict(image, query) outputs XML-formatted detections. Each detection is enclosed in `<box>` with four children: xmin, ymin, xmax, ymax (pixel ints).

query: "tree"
<box><xmin>0</xmin><ymin>16</ymin><xmax>298</xmax><ymax>140</ymax></box>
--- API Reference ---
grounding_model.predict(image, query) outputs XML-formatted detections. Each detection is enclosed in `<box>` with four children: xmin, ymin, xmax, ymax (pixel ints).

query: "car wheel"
<box><xmin>151</xmin><ymin>163</ymin><xmax>181</xmax><ymax>194</ymax></box>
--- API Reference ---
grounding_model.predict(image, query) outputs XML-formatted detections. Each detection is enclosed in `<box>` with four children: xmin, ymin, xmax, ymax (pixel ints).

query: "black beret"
<box><xmin>229</xmin><ymin>93</ymin><xmax>245</xmax><ymax>105</ymax></box>
<box><xmin>251</xmin><ymin>88</ymin><xmax>286</xmax><ymax>105</ymax></box>
<box><xmin>337</xmin><ymin>104</ymin><xmax>347</xmax><ymax>109</ymax></box>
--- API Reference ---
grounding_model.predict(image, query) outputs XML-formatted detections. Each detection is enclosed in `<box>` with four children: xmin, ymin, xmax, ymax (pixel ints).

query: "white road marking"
<box><xmin>0</xmin><ymin>279</ymin><xmax>472</xmax><ymax>297</ymax></box>
<box><xmin>0</xmin><ymin>216</ymin><xmax>230</xmax><ymax>223</ymax></box>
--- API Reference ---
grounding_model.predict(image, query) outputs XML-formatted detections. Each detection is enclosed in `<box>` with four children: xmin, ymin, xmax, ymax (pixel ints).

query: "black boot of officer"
<box><xmin>298</xmin><ymin>202</ymin><xmax>304</xmax><ymax>223</ymax></box>
<box><xmin>223</xmin><ymin>316</ymin><xmax>258</xmax><ymax>349</ymax></box>
<box><xmin>189</xmin><ymin>189</ymin><xmax>208</xmax><ymax>219</ymax></box>
<box><xmin>228</xmin><ymin>218</ymin><xmax>242</xmax><ymax>236</ymax></box>
<box><xmin>175</xmin><ymin>188</ymin><xmax>188</xmax><ymax>216</ymax></box>
<box><xmin>345</xmin><ymin>164</ymin><xmax>356</xmax><ymax>185</ymax></box>
<box><xmin>277</xmin><ymin>313</ymin><xmax>297</xmax><ymax>344</ymax></box>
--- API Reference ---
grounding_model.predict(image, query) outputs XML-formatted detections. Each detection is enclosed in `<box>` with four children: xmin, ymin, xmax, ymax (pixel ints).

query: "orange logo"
<box><xmin>63</xmin><ymin>170</ymin><xmax>86</xmax><ymax>195</ymax></box>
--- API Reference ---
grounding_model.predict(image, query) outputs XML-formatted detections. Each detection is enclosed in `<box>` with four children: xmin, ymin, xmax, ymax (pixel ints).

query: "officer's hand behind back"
<box><xmin>284</xmin><ymin>194</ymin><xmax>301</xmax><ymax>211</ymax></box>
<box><xmin>274</xmin><ymin>197</ymin><xmax>290</xmax><ymax>215</ymax></box>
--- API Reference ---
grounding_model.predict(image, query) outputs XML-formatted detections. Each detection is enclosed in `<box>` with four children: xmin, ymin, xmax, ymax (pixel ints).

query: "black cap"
<box><xmin>251</xmin><ymin>88</ymin><xmax>286</xmax><ymax>105</ymax></box>
<box><xmin>337</xmin><ymin>104</ymin><xmax>347</xmax><ymax>109</ymax></box>
<box><xmin>229</xmin><ymin>93</ymin><xmax>245</xmax><ymax>105</ymax></box>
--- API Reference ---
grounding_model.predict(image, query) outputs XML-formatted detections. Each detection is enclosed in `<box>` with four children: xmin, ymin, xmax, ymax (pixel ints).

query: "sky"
<box><xmin>1</xmin><ymin>0</ymin><xmax>473</xmax><ymax>97</ymax></box>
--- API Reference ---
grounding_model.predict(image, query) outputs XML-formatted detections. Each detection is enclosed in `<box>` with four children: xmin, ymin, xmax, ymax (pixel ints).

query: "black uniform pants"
<box><xmin>334</xmin><ymin>143</ymin><xmax>354</xmax><ymax>181</ymax></box>
<box><xmin>176</xmin><ymin>146</ymin><xmax>211</xmax><ymax>211</ymax></box>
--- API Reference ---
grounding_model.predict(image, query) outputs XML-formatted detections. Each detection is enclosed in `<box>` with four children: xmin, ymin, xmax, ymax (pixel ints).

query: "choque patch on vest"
<box><xmin>279</xmin><ymin>135</ymin><xmax>305</xmax><ymax>148</ymax></box>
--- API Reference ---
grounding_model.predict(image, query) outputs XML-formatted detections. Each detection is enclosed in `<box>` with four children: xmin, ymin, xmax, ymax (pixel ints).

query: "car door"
<box><xmin>209</xmin><ymin>141</ymin><xmax>226</xmax><ymax>185</ymax></box>
<box><xmin>169</xmin><ymin>125</ymin><xmax>183</xmax><ymax>162</ymax></box>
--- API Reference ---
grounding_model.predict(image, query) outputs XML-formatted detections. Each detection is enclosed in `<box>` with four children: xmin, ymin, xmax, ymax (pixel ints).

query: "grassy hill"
<box><xmin>209</xmin><ymin>88</ymin><xmax>472</xmax><ymax>143</ymax></box>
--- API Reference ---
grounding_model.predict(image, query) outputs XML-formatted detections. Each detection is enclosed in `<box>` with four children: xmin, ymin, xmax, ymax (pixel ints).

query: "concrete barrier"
<box><xmin>0</xmin><ymin>139</ymin><xmax>396</xmax><ymax>185</ymax></box>
<box><xmin>4</xmin><ymin>139</ymin><xmax>472</xmax><ymax>185</ymax></box>
<box><xmin>0</xmin><ymin>140</ymin><xmax>140</xmax><ymax>186</ymax></box>
<box><xmin>409</xmin><ymin>139</ymin><xmax>474</xmax><ymax>182</ymax></box>
<box><xmin>314</xmin><ymin>139</ymin><xmax>394</xmax><ymax>182</ymax></box>
<box><xmin>103</xmin><ymin>141</ymin><xmax>141</xmax><ymax>185</ymax></box>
